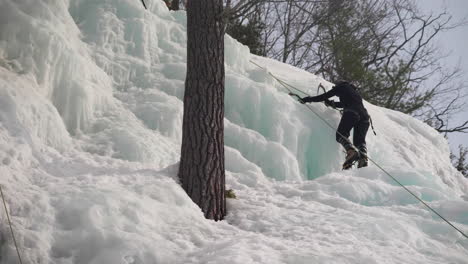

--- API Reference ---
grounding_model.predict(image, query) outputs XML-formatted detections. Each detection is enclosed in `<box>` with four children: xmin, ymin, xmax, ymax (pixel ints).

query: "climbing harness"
<box><xmin>1</xmin><ymin>185</ymin><xmax>23</xmax><ymax>264</ymax></box>
<box><xmin>249</xmin><ymin>59</ymin><xmax>468</xmax><ymax>240</ymax></box>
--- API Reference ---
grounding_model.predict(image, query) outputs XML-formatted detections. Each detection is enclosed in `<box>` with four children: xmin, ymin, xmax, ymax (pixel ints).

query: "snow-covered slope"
<box><xmin>0</xmin><ymin>0</ymin><xmax>467</xmax><ymax>263</ymax></box>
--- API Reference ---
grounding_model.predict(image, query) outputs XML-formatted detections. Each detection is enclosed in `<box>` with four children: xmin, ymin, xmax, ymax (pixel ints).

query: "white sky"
<box><xmin>418</xmin><ymin>0</ymin><xmax>468</xmax><ymax>151</ymax></box>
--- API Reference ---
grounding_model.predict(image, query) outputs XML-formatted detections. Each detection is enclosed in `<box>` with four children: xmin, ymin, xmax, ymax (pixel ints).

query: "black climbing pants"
<box><xmin>336</xmin><ymin>109</ymin><xmax>369</xmax><ymax>152</ymax></box>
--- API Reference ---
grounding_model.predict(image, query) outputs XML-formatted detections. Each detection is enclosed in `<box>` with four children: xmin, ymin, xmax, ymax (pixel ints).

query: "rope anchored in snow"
<box><xmin>249</xmin><ymin>59</ymin><xmax>468</xmax><ymax>240</ymax></box>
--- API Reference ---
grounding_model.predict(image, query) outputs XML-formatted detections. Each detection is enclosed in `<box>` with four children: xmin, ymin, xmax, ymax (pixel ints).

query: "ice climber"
<box><xmin>295</xmin><ymin>81</ymin><xmax>370</xmax><ymax>170</ymax></box>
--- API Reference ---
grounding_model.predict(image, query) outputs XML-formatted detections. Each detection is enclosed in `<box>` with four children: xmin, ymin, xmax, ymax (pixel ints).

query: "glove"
<box><xmin>324</xmin><ymin>99</ymin><xmax>336</xmax><ymax>108</ymax></box>
<box><xmin>289</xmin><ymin>93</ymin><xmax>306</xmax><ymax>104</ymax></box>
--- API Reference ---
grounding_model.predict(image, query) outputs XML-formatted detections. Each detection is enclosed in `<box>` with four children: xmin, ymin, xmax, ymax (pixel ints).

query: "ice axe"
<box><xmin>288</xmin><ymin>92</ymin><xmax>305</xmax><ymax>104</ymax></box>
<box><xmin>289</xmin><ymin>83</ymin><xmax>326</xmax><ymax>104</ymax></box>
<box><xmin>316</xmin><ymin>83</ymin><xmax>335</xmax><ymax>108</ymax></box>
<box><xmin>317</xmin><ymin>83</ymin><xmax>326</xmax><ymax>95</ymax></box>
<box><xmin>318</xmin><ymin>83</ymin><xmax>342</xmax><ymax>111</ymax></box>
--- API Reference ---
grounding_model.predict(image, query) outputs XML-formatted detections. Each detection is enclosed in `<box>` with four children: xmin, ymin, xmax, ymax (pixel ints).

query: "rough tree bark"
<box><xmin>178</xmin><ymin>0</ymin><xmax>226</xmax><ymax>221</ymax></box>
<box><xmin>171</xmin><ymin>0</ymin><xmax>180</xmax><ymax>10</ymax></box>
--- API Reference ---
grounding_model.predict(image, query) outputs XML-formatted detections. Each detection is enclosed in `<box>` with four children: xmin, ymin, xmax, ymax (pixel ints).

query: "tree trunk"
<box><xmin>178</xmin><ymin>0</ymin><xmax>226</xmax><ymax>221</ymax></box>
<box><xmin>171</xmin><ymin>0</ymin><xmax>180</xmax><ymax>10</ymax></box>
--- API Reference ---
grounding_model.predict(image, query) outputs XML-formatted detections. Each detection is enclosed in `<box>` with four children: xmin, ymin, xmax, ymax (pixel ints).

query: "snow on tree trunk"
<box><xmin>178</xmin><ymin>0</ymin><xmax>226</xmax><ymax>221</ymax></box>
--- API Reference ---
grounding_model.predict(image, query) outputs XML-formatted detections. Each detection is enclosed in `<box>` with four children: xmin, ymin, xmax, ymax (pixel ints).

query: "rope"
<box><xmin>140</xmin><ymin>0</ymin><xmax>148</xmax><ymax>9</ymax></box>
<box><xmin>249</xmin><ymin>59</ymin><xmax>468</xmax><ymax>240</ymax></box>
<box><xmin>0</xmin><ymin>185</ymin><xmax>23</xmax><ymax>264</ymax></box>
<box><xmin>369</xmin><ymin>117</ymin><xmax>377</xmax><ymax>136</ymax></box>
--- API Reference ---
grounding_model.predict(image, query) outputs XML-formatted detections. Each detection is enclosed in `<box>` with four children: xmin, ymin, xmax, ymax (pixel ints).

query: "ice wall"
<box><xmin>0</xmin><ymin>0</ymin><xmax>181</xmax><ymax>166</ymax></box>
<box><xmin>1</xmin><ymin>0</ymin><xmax>464</xmax><ymax>186</ymax></box>
<box><xmin>0</xmin><ymin>0</ymin><xmax>467</xmax><ymax>263</ymax></box>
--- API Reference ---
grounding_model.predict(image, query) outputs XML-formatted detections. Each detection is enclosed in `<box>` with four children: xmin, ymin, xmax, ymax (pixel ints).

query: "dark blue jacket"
<box><xmin>303</xmin><ymin>82</ymin><xmax>368</xmax><ymax>117</ymax></box>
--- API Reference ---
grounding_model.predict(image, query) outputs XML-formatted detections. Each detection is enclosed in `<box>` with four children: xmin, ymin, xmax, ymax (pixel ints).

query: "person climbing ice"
<box><xmin>292</xmin><ymin>81</ymin><xmax>371</xmax><ymax>170</ymax></box>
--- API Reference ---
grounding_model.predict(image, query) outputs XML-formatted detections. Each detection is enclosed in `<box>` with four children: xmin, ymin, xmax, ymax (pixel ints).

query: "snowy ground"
<box><xmin>0</xmin><ymin>0</ymin><xmax>467</xmax><ymax>263</ymax></box>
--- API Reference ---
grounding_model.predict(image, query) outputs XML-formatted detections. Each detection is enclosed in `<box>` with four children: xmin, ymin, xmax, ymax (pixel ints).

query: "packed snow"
<box><xmin>0</xmin><ymin>0</ymin><xmax>467</xmax><ymax>263</ymax></box>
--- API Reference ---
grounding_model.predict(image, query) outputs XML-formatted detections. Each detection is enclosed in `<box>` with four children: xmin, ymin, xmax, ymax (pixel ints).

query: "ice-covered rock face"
<box><xmin>1</xmin><ymin>0</ymin><xmax>463</xmax><ymax>186</ymax></box>
<box><xmin>0</xmin><ymin>0</ymin><xmax>467</xmax><ymax>263</ymax></box>
<box><xmin>0</xmin><ymin>0</ymin><xmax>182</xmax><ymax>165</ymax></box>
